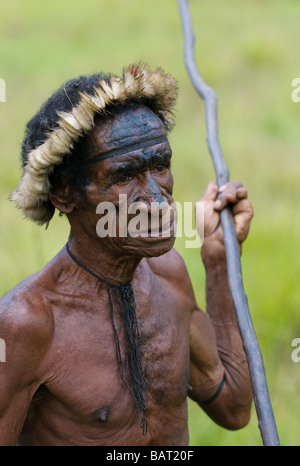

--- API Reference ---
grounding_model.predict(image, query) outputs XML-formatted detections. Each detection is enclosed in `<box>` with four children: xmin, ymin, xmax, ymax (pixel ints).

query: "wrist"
<box><xmin>201</xmin><ymin>241</ymin><xmax>227</xmax><ymax>269</ymax></box>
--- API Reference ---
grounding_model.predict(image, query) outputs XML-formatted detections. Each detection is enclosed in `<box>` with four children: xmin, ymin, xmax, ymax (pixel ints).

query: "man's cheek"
<box><xmin>162</xmin><ymin>172</ymin><xmax>174</xmax><ymax>195</ymax></box>
<box><xmin>85</xmin><ymin>183</ymin><xmax>123</xmax><ymax>207</ymax></box>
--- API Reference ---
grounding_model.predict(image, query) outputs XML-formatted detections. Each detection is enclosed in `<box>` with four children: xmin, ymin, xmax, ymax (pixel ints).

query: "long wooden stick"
<box><xmin>178</xmin><ymin>0</ymin><xmax>280</xmax><ymax>446</ymax></box>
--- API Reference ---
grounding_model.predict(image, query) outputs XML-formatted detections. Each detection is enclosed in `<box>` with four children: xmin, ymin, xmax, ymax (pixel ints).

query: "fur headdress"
<box><xmin>11</xmin><ymin>64</ymin><xmax>178</xmax><ymax>226</ymax></box>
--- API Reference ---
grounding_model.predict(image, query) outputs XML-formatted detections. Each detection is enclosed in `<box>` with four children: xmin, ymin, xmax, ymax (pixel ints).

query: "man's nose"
<box><xmin>135</xmin><ymin>174</ymin><xmax>166</xmax><ymax>205</ymax></box>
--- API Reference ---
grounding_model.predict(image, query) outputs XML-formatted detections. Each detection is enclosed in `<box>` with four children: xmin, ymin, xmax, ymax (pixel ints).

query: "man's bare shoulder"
<box><xmin>146</xmin><ymin>248</ymin><xmax>197</xmax><ymax>304</ymax></box>
<box><xmin>0</xmin><ymin>266</ymin><xmax>55</xmax><ymax>350</ymax></box>
<box><xmin>146</xmin><ymin>248</ymin><xmax>188</xmax><ymax>278</ymax></box>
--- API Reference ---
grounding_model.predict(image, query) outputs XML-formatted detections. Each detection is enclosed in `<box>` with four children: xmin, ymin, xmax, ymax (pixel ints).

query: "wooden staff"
<box><xmin>178</xmin><ymin>0</ymin><xmax>280</xmax><ymax>446</ymax></box>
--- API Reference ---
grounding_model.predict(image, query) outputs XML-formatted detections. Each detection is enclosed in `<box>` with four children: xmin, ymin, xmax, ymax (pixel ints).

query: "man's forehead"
<box><xmin>84</xmin><ymin>103</ymin><xmax>168</xmax><ymax>163</ymax></box>
<box><xmin>105</xmin><ymin>141</ymin><xmax>172</xmax><ymax>167</ymax></box>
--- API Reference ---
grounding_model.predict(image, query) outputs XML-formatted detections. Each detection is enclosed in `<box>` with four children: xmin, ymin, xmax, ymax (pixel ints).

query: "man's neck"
<box><xmin>67</xmin><ymin>234</ymin><xmax>141</xmax><ymax>286</ymax></box>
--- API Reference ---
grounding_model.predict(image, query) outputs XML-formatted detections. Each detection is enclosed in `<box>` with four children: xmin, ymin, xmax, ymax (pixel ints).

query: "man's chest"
<box><xmin>39</xmin><ymin>282</ymin><xmax>190</xmax><ymax>429</ymax></box>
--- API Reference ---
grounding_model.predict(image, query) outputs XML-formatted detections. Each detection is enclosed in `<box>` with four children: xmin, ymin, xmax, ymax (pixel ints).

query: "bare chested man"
<box><xmin>0</xmin><ymin>65</ymin><xmax>253</xmax><ymax>446</ymax></box>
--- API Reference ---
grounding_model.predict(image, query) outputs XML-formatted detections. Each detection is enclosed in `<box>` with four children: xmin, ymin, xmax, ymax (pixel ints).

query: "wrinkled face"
<box><xmin>74</xmin><ymin>103</ymin><xmax>176</xmax><ymax>258</ymax></box>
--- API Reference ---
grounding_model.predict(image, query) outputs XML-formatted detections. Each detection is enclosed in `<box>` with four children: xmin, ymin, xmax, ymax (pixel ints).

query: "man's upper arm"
<box><xmin>189</xmin><ymin>307</ymin><xmax>225</xmax><ymax>398</ymax></box>
<box><xmin>0</xmin><ymin>290</ymin><xmax>53</xmax><ymax>445</ymax></box>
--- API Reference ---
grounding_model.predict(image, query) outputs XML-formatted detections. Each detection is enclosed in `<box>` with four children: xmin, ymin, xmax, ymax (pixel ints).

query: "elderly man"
<box><xmin>0</xmin><ymin>64</ymin><xmax>253</xmax><ymax>446</ymax></box>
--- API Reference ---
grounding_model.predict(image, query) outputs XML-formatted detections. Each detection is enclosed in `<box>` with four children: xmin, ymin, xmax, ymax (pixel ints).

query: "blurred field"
<box><xmin>1</xmin><ymin>0</ymin><xmax>300</xmax><ymax>446</ymax></box>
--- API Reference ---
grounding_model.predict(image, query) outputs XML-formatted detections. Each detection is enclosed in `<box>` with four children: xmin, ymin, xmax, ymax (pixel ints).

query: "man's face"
<box><xmin>73</xmin><ymin>103</ymin><xmax>176</xmax><ymax>258</ymax></box>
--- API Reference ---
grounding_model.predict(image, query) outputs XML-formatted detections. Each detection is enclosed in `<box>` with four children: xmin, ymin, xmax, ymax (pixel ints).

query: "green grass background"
<box><xmin>1</xmin><ymin>0</ymin><xmax>300</xmax><ymax>446</ymax></box>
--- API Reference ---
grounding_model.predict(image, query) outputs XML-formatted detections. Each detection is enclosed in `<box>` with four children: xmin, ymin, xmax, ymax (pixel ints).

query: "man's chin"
<box><xmin>121</xmin><ymin>234</ymin><xmax>176</xmax><ymax>258</ymax></box>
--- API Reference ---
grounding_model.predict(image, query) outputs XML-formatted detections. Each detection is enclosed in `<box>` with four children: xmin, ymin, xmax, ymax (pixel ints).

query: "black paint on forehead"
<box><xmin>82</xmin><ymin>102</ymin><xmax>168</xmax><ymax>166</ymax></box>
<box><xmin>80</xmin><ymin>136</ymin><xmax>168</xmax><ymax>165</ymax></box>
<box><xmin>98</xmin><ymin>102</ymin><xmax>166</xmax><ymax>147</ymax></box>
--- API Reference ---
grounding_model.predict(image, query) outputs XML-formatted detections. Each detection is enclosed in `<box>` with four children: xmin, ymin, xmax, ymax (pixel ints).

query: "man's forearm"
<box><xmin>204</xmin><ymin>256</ymin><xmax>239</xmax><ymax>327</ymax></box>
<box><xmin>203</xmin><ymin>254</ymin><xmax>252</xmax><ymax>399</ymax></box>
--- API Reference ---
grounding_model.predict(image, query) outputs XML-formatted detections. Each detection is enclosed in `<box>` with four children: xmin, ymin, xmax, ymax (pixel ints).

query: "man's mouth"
<box><xmin>131</xmin><ymin>211</ymin><xmax>175</xmax><ymax>239</ymax></box>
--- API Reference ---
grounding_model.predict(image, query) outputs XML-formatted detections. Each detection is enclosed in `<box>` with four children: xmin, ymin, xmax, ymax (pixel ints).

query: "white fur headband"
<box><xmin>11</xmin><ymin>64</ymin><xmax>178</xmax><ymax>225</ymax></box>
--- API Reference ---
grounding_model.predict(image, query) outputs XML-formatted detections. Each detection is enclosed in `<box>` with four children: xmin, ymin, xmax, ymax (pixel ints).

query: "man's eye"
<box><xmin>117</xmin><ymin>174</ymin><xmax>132</xmax><ymax>184</ymax></box>
<box><xmin>155</xmin><ymin>164</ymin><xmax>167</xmax><ymax>173</ymax></box>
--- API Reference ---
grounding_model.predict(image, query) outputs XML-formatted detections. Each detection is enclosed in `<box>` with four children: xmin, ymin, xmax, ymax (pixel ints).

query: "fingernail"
<box><xmin>214</xmin><ymin>200</ymin><xmax>222</xmax><ymax>209</ymax></box>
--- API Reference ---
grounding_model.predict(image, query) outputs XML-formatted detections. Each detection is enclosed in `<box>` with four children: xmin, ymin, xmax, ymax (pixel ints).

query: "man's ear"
<box><xmin>49</xmin><ymin>182</ymin><xmax>76</xmax><ymax>214</ymax></box>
